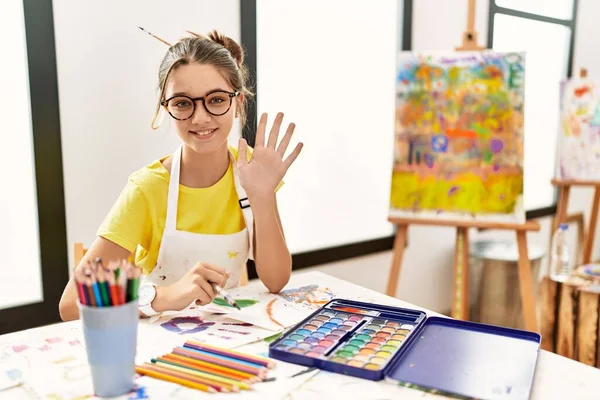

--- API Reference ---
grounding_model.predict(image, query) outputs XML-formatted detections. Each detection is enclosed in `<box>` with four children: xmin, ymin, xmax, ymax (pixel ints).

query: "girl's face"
<box><xmin>163</xmin><ymin>63</ymin><xmax>240</xmax><ymax>155</ymax></box>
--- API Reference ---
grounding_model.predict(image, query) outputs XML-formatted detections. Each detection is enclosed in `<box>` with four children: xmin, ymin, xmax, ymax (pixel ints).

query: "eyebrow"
<box><xmin>168</xmin><ymin>88</ymin><xmax>231</xmax><ymax>98</ymax></box>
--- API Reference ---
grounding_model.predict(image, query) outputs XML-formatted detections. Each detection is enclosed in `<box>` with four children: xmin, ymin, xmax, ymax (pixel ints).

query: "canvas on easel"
<box><xmin>557</xmin><ymin>75</ymin><xmax>600</xmax><ymax>181</ymax></box>
<box><xmin>552</xmin><ymin>68</ymin><xmax>600</xmax><ymax>265</ymax></box>
<box><xmin>390</xmin><ymin>50</ymin><xmax>527</xmax><ymax>223</ymax></box>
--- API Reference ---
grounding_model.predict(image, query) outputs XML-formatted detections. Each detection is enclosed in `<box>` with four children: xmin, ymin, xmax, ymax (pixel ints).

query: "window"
<box><xmin>0</xmin><ymin>0</ymin><xmax>70</xmax><ymax>334</ymax></box>
<box><xmin>488</xmin><ymin>0</ymin><xmax>578</xmax><ymax>217</ymax></box>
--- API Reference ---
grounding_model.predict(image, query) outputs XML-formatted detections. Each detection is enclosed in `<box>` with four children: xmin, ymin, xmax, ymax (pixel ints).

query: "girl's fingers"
<box><xmin>277</xmin><ymin>122</ymin><xmax>296</xmax><ymax>158</ymax></box>
<box><xmin>283</xmin><ymin>142</ymin><xmax>304</xmax><ymax>170</ymax></box>
<box><xmin>267</xmin><ymin>112</ymin><xmax>284</xmax><ymax>149</ymax></box>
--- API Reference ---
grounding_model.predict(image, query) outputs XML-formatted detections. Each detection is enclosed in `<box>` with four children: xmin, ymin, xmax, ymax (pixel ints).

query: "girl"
<box><xmin>59</xmin><ymin>30</ymin><xmax>302</xmax><ymax>321</ymax></box>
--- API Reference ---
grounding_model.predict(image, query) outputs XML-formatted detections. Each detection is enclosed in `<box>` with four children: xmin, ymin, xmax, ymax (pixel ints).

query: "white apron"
<box><xmin>144</xmin><ymin>144</ymin><xmax>254</xmax><ymax>290</ymax></box>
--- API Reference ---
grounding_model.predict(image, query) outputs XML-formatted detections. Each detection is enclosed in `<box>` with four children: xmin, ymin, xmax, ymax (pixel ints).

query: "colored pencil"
<box><xmin>135</xmin><ymin>365</ymin><xmax>216</xmax><ymax>393</ymax></box>
<box><xmin>173</xmin><ymin>347</ymin><xmax>266</xmax><ymax>377</ymax></box>
<box><xmin>181</xmin><ymin>344</ymin><xmax>267</xmax><ymax>370</ymax></box>
<box><xmin>76</xmin><ymin>282</ymin><xmax>87</xmax><ymax>305</ymax></box>
<box><xmin>157</xmin><ymin>356</ymin><xmax>255</xmax><ymax>386</ymax></box>
<box><xmin>74</xmin><ymin>259</ymin><xmax>142</xmax><ymax>308</ymax></box>
<box><xmin>162</xmin><ymin>353</ymin><xmax>259</xmax><ymax>382</ymax></box>
<box><xmin>143</xmin><ymin>363</ymin><xmax>234</xmax><ymax>392</ymax></box>
<box><xmin>135</xmin><ymin>343</ymin><xmax>277</xmax><ymax>393</ymax></box>
<box><xmin>96</xmin><ymin>265</ymin><xmax>110</xmax><ymax>306</ymax></box>
<box><xmin>185</xmin><ymin>340</ymin><xmax>276</xmax><ymax>368</ymax></box>
<box><xmin>150</xmin><ymin>359</ymin><xmax>248</xmax><ymax>391</ymax></box>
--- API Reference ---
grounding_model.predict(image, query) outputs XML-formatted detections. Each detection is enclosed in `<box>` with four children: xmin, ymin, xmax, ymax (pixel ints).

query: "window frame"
<box><xmin>487</xmin><ymin>0</ymin><xmax>580</xmax><ymax>220</ymax></box>
<box><xmin>0</xmin><ymin>0</ymin><xmax>70</xmax><ymax>334</ymax></box>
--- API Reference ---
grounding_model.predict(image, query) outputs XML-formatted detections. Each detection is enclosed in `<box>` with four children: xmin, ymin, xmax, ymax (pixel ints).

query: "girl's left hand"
<box><xmin>237</xmin><ymin>112</ymin><xmax>303</xmax><ymax>201</ymax></box>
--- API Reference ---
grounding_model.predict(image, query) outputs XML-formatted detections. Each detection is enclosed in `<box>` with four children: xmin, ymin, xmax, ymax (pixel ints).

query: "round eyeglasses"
<box><xmin>161</xmin><ymin>90</ymin><xmax>239</xmax><ymax>120</ymax></box>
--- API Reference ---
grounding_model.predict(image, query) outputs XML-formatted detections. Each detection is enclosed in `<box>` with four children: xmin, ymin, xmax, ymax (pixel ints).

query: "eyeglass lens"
<box><xmin>166</xmin><ymin>91</ymin><xmax>232</xmax><ymax>119</ymax></box>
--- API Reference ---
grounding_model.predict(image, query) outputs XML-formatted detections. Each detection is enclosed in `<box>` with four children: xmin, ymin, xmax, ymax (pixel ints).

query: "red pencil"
<box><xmin>76</xmin><ymin>282</ymin><xmax>87</xmax><ymax>305</ymax></box>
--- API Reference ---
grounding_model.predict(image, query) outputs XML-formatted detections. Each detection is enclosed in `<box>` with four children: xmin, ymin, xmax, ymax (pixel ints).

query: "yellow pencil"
<box><xmin>151</xmin><ymin>360</ymin><xmax>250</xmax><ymax>391</ymax></box>
<box><xmin>135</xmin><ymin>365</ymin><xmax>216</xmax><ymax>393</ymax></box>
<box><xmin>143</xmin><ymin>363</ymin><xmax>238</xmax><ymax>392</ymax></box>
<box><xmin>162</xmin><ymin>353</ymin><xmax>258</xmax><ymax>382</ymax></box>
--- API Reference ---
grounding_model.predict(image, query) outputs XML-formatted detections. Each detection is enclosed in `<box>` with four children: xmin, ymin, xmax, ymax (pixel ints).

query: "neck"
<box><xmin>180</xmin><ymin>143</ymin><xmax>230</xmax><ymax>188</ymax></box>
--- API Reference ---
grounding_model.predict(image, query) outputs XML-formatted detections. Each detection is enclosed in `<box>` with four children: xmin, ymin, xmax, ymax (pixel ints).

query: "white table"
<box><xmin>1</xmin><ymin>271</ymin><xmax>599</xmax><ymax>399</ymax></box>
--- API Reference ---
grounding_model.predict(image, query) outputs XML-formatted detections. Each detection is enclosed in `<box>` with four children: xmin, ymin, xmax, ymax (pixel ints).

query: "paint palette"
<box><xmin>269</xmin><ymin>299</ymin><xmax>542</xmax><ymax>399</ymax></box>
<box><xmin>269</xmin><ymin>299</ymin><xmax>425</xmax><ymax>380</ymax></box>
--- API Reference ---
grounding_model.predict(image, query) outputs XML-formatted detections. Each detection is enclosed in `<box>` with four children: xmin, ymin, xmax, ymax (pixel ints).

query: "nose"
<box><xmin>191</xmin><ymin>100</ymin><xmax>212</xmax><ymax>124</ymax></box>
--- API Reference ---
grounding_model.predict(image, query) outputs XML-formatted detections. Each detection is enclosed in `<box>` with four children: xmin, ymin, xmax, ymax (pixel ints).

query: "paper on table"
<box><xmin>200</xmin><ymin>292</ymin><xmax>314</xmax><ymax>331</ymax></box>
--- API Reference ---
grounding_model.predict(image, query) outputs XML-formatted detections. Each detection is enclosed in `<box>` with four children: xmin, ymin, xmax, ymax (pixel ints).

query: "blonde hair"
<box><xmin>151</xmin><ymin>30</ymin><xmax>253</xmax><ymax>130</ymax></box>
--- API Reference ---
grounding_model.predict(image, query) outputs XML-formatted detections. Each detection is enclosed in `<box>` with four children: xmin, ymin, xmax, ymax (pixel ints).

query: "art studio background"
<box><xmin>1</xmin><ymin>0</ymin><xmax>596</xmax><ymax>346</ymax></box>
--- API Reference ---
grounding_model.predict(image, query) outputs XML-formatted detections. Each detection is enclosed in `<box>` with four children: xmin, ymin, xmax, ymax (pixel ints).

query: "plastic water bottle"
<box><xmin>549</xmin><ymin>223</ymin><xmax>571</xmax><ymax>282</ymax></box>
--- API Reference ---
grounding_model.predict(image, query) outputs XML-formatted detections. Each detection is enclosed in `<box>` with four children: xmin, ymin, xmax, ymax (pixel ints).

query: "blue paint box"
<box><xmin>269</xmin><ymin>299</ymin><xmax>541</xmax><ymax>399</ymax></box>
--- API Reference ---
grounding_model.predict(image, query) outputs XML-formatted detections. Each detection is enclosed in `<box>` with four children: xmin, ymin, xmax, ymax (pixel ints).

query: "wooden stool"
<box><xmin>541</xmin><ymin>271</ymin><xmax>600</xmax><ymax>367</ymax></box>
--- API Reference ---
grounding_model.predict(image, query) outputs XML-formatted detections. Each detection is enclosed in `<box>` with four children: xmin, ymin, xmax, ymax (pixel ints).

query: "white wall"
<box><xmin>51</xmin><ymin>0</ymin><xmax>240</xmax><ymax>270</ymax></box>
<box><xmin>256</xmin><ymin>0</ymin><xmax>397</xmax><ymax>253</ymax></box>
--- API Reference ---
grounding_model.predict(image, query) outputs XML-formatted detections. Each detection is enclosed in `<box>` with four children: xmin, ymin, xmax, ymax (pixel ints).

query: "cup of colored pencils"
<box><xmin>76</xmin><ymin>258</ymin><xmax>142</xmax><ymax>397</ymax></box>
<box><xmin>135</xmin><ymin>340</ymin><xmax>277</xmax><ymax>393</ymax></box>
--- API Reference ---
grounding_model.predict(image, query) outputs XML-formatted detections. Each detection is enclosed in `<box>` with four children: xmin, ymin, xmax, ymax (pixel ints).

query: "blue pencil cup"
<box><xmin>79</xmin><ymin>300</ymin><xmax>139</xmax><ymax>397</ymax></box>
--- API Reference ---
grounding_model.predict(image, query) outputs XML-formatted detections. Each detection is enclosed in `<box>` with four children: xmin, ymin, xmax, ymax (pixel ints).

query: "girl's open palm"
<box><xmin>237</xmin><ymin>112</ymin><xmax>303</xmax><ymax>200</ymax></box>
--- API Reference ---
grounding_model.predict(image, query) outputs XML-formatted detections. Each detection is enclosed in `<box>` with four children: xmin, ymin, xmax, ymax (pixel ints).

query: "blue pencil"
<box><xmin>180</xmin><ymin>346</ymin><xmax>264</xmax><ymax>369</ymax></box>
<box><xmin>92</xmin><ymin>282</ymin><xmax>103</xmax><ymax>307</ymax></box>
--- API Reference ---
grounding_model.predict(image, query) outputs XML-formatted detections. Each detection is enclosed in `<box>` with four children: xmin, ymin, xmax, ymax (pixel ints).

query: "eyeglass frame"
<box><xmin>160</xmin><ymin>90</ymin><xmax>240</xmax><ymax>120</ymax></box>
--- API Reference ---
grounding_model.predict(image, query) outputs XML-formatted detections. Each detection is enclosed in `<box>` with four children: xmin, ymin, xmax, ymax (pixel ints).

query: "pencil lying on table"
<box><xmin>134</xmin><ymin>341</ymin><xmax>278</xmax><ymax>393</ymax></box>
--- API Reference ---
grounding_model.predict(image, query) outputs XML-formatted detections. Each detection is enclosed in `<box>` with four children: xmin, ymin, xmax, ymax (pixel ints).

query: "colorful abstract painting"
<box><xmin>557</xmin><ymin>77</ymin><xmax>600</xmax><ymax>180</ymax></box>
<box><xmin>391</xmin><ymin>51</ymin><xmax>526</xmax><ymax>222</ymax></box>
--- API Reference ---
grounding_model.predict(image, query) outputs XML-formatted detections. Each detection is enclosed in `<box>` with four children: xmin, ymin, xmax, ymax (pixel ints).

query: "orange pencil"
<box><xmin>154</xmin><ymin>357</ymin><xmax>253</xmax><ymax>389</ymax></box>
<box><xmin>162</xmin><ymin>353</ymin><xmax>258</xmax><ymax>382</ymax></box>
<box><xmin>185</xmin><ymin>340</ymin><xmax>276</xmax><ymax>368</ymax></box>
<box><xmin>173</xmin><ymin>347</ymin><xmax>266</xmax><ymax>376</ymax></box>
<box><xmin>135</xmin><ymin>365</ymin><xmax>216</xmax><ymax>393</ymax></box>
<box><xmin>142</xmin><ymin>363</ymin><xmax>235</xmax><ymax>392</ymax></box>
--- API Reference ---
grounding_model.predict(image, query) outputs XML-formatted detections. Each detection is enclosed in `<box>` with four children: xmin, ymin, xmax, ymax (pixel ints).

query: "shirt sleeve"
<box><xmin>97</xmin><ymin>180</ymin><xmax>152</xmax><ymax>253</ymax></box>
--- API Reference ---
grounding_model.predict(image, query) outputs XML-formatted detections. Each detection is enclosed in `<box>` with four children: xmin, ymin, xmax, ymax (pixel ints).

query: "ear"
<box><xmin>235</xmin><ymin>93</ymin><xmax>245</xmax><ymax>118</ymax></box>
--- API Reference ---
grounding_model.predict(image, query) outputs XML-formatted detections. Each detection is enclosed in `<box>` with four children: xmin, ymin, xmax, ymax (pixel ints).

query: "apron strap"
<box><xmin>164</xmin><ymin>144</ymin><xmax>183</xmax><ymax>231</ymax></box>
<box><xmin>230</xmin><ymin>152</ymin><xmax>254</xmax><ymax>260</ymax></box>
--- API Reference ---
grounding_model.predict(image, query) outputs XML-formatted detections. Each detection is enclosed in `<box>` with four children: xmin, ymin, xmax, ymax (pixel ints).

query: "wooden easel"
<box><xmin>386</xmin><ymin>0</ymin><xmax>542</xmax><ymax>333</ymax></box>
<box><xmin>551</xmin><ymin>68</ymin><xmax>600</xmax><ymax>265</ymax></box>
<box><xmin>385</xmin><ymin>219</ymin><xmax>541</xmax><ymax>332</ymax></box>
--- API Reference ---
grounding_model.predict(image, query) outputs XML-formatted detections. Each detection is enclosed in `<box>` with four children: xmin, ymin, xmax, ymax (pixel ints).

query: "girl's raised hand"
<box><xmin>237</xmin><ymin>112</ymin><xmax>303</xmax><ymax>201</ymax></box>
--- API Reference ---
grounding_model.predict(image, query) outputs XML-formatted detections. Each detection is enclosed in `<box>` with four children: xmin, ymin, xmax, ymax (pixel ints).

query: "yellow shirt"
<box><xmin>97</xmin><ymin>146</ymin><xmax>279</xmax><ymax>275</ymax></box>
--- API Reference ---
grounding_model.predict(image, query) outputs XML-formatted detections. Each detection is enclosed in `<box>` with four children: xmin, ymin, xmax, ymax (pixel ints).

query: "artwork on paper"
<box><xmin>557</xmin><ymin>77</ymin><xmax>600</xmax><ymax>180</ymax></box>
<box><xmin>391</xmin><ymin>51</ymin><xmax>526</xmax><ymax>222</ymax></box>
<box><xmin>0</xmin><ymin>328</ymin><xmax>95</xmax><ymax>399</ymax></box>
<box><xmin>277</xmin><ymin>284</ymin><xmax>335</xmax><ymax>308</ymax></box>
<box><xmin>198</xmin><ymin>289</ymin><xmax>314</xmax><ymax>331</ymax></box>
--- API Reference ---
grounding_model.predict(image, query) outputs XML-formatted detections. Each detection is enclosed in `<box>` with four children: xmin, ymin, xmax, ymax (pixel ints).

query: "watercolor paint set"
<box><xmin>269</xmin><ymin>299</ymin><xmax>541</xmax><ymax>399</ymax></box>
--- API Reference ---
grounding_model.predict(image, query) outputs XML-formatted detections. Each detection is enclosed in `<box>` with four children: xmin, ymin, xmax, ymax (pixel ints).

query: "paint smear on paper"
<box><xmin>212</xmin><ymin>298</ymin><xmax>259</xmax><ymax>308</ymax></box>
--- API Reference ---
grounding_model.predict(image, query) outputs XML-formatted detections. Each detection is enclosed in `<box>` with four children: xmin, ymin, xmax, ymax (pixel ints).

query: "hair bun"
<box><xmin>208</xmin><ymin>30</ymin><xmax>244</xmax><ymax>67</ymax></box>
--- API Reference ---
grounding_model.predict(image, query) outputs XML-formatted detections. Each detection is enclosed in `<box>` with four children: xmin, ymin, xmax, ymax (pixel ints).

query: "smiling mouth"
<box><xmin>189</xmin><ymin>128</ymin><xmax>217</xmax><ymax>139</ymax></box>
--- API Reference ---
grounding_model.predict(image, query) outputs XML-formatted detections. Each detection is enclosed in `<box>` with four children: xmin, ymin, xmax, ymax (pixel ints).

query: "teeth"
<box><xmin>194</xmin><ymin>129</ymin><xmax>215</xmax><ymax>136</ymax></box>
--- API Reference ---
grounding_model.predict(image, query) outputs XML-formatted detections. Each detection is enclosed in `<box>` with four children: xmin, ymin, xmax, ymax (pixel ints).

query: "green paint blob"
<box><xmin>483</xmin><ymin>149</ymin><xmax>493</xmax><ymax>163</ymax></box>
<box><xmin>212</xmin><ymin>298</ymin><xmax>259</xmax><ymax>308</ymax></box>
<box><xmin>264</xmin><ymin>332</ymin><xmax>283</xmax><ymax>343</ymax></box>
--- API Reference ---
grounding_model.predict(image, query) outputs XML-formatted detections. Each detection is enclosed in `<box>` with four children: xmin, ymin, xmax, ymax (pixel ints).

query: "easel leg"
<box><xmin>452</xmin><ymin>227</ymin><xmax>470</xmax><ymax>320</ymax></box>
<box><xmin>386</xmin><ymin>225</ymin><xmax>408</xmax><ymax>297</ymax></box>
<box><xmin>553</xmin><ymin>186</ymin><xmax>571</xmax><ymax>232</ymax></box>
<box><xmin>516</xmin><ymin>230</ymin><xmax>538</xmax><ymax>332</ymax></box>
<box><xmin>583</xmin><ymin>187</ymin><xmax>600</xmax><ymax>264</ymax></box>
